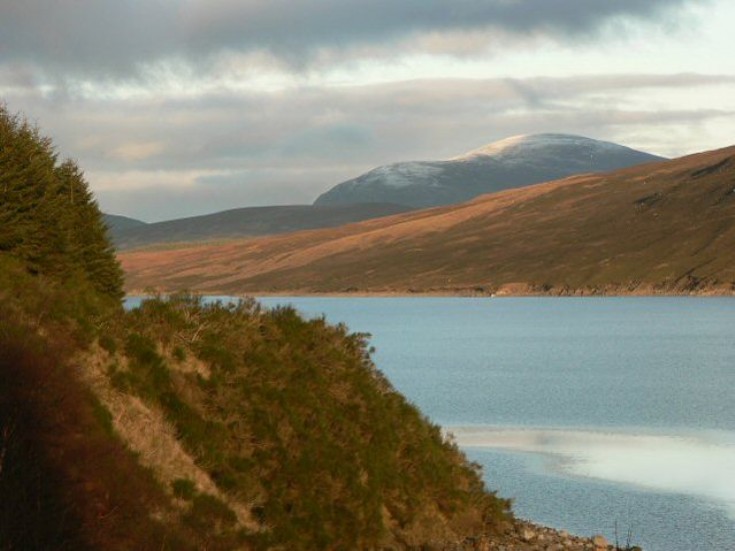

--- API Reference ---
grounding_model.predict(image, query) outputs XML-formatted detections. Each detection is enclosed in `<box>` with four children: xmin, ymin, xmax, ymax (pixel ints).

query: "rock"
<box><xmin>519</xmin><ymin>526</ymin><xmax>536</xmax><ymax>542</ymax></box>
<box><xmin>497</xmin><ymin>521</ymin><xmax>514</xmax><ymax>535</ymax></box>
<box><xmin>592</xmin><ymin>534</ymin><xmax>610</xmax><ymax>549</ymax></box>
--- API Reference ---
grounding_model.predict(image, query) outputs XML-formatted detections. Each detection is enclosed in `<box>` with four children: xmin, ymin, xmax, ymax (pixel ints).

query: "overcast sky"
<box><xmin>1</xmin><ymin>0</ymin><xmax>734</xmax><ymax>221</ymax></box>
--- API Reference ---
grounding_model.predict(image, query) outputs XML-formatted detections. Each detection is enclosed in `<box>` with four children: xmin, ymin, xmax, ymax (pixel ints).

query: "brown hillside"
<box><xmin>120</xmin><ymin>146</ymin><xmax>735</xmax><ymax>295</ymax></box>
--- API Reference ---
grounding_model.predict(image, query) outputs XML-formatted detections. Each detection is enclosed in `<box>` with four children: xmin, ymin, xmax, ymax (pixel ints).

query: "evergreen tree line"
<box><xmin>0</xmin><ymin>105</ymin><xmax>123</xmax><ymax>300</ymax></box>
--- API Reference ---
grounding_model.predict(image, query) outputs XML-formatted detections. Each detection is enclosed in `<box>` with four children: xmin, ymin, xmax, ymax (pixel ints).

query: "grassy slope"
<box><xmin>119</xmin><ymin>146</ymin><xmax>735</xmax><ymax>295</ymax></box>
<box><xmin>1</xmin><ymin>265</ymin><xmax>510</xmax><ymax>550</ymax></box>
<box><xmin>114</xmin><ymin>294</ymin><xmax>509</xmax><ymax>549</ymax></box>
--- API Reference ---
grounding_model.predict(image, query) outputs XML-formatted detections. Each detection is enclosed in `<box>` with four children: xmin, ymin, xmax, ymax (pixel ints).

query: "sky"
<box><xmin>1</xmin><ymin>0</ymin><xmax>734</xmax><ymax>222</ymax></box>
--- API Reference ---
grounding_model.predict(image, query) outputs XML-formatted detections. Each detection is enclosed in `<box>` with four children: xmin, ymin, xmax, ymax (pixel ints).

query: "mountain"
<box><xmin>314</xmin><ymin>133</ymin><xmax>665</xmax><ymax>208</ymax></box>
<box><xmin>110</xmin><ymin>203</ymin><xmax>413</xmax><ymax>250</ymax></box>
<box><xmin>104</xmin><ymin>213</ymin><xmax>148</xmax><ymax>233</ymax></box>
<box><xmin>120</xmin><ymin>145</ymin><xmax>735</xmax><ymax>295</ymax></box>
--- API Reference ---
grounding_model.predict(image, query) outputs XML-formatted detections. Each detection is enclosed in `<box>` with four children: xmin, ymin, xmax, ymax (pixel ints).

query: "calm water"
<box><xmin>126</xmin><ymin>296</ymin><xmax>735</xmax><ymax>550</ymax></box>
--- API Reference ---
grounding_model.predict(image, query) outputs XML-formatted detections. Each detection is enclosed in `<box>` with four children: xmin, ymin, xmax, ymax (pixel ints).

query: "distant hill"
<box><xmin>120</xmin><ymin>145</ymin><xmax>735</xmax><ymax>295</ymax></box>
<box><xmin>314</xmin><ymin>133</ymin><xmax>665</xmax><ymax>208</ymax></box>
<box><xmin>110</xmin><ymin>203</ymin><xmax>413</xmax><ymax>250</ymax></box>
<box><xmin>104</xmin><ymin>213</ymin><xmax>148</xmax><ymax>233</ymax></box>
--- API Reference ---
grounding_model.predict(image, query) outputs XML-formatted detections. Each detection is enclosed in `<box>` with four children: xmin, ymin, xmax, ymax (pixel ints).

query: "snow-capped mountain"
<box><xmin>314</xmin><ymin>133</ymin><xmax>665</xmax><ymax>208</ymax></box>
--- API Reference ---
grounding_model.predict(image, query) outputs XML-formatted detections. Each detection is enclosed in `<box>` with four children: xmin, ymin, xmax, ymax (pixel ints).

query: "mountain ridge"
<box><xmin>104</xmin><ymin>213</ymin><xmax>148</xmax><ymax>233</ymax></box>
<box><xmin>120</xmin><ymin>144</ymin><xmax>735</xmax><ymax>295</ymax></box>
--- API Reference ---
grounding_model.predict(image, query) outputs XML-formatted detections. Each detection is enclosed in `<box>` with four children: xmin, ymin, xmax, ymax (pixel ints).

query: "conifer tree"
<box><xmin>54</xmin><ymin>159</ymin><xmax>124</xmax><ymax>299</ymax></box>
<box><xmin>0</xmin><ymin>108</ymin><xmax>58</xmax><ymax>270</ymax></box>
<box><xmin>0</xmin><ymin>105</ymin><xmax>123</xmax><ymax>300</ymax></box>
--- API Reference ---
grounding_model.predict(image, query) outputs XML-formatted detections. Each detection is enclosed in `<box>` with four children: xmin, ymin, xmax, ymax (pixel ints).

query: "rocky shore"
<box><xmin>437</xmin><ymin>519</ymin><xmax>641</xmax><ymax>550</ymax></box>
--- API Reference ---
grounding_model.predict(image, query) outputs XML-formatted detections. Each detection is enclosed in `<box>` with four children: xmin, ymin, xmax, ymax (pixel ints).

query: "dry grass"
<box><xmin>76</xmin><ymin>346</ymin><xmax>255</xmax><ymax>530</ymax></box>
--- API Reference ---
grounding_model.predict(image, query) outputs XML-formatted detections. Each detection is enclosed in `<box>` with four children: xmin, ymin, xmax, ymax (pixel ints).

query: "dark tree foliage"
<box><xmin>0</xmin><ymin>105</ymin><xmax>123</xmax><ymax>300</ymax></box>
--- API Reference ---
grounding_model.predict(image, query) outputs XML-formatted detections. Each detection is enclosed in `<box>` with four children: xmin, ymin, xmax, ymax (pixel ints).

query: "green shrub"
<box><xmin>98</xmin><ymin>333</ymin><xmax>117</xmax><ymax>354</ymax></box>
<box><xmin>172</xmin><ymin>345</ymin><xmax>186</xmax><ymax>362</ymax></box>
<box><xmin>184</xmin><ymin>494</ymin><xmax>237</xmax><ymax>532</ymax></box>
<box><xmin>172</xmin><ymin>478</ymin><xmax>197</xmax><ymax>501</ymax></box>
<box><xmin>117</xmin><ymin>296</ymin><xmax>512</xmax><ymax>549</ymax></box>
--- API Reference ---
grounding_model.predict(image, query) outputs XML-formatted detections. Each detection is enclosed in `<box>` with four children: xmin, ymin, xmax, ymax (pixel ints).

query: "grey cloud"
<box><xmin>279</xmin><ymin>124</ymin><xmax>374</xmax><ymax>157</ymax></box>
<box><xmin>0</xmin><ymin>1</ymin><xmax>175</xmax><ymax>77</ymax></box>
<box><xmin>183</xmin><ymin>0</ymin><xmax>693</xmax><ymax>56</ymax></box>
<box><xmin>97</xmin><ymin>168</ymin><xmax>345</xmax><ymax>222</ymax></box>
<box><xmin>8</xmin><ymin>72</ymin><xmax>733</xmax><ymax>168</ymax></box>
<box><xmin>0</xmin><ymin>0</ymin><xmax>701</xmax><ymax>77</ymax></box>
<box><xmin>510</xmin><ymin>73</ymin><xmax>735</xmax><ymax>97</ymax></box>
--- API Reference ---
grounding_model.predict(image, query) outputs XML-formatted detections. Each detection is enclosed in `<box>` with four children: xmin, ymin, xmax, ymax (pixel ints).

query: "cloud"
<box><xmin>0</xmin><ymin>0</ymin><xmax>702</xmax><ymax>78</ymax></box>
<box><xmin>96</xmin><ymin>168</ymin><xmax>346</xmax><ymax>222</ymax></box>
<box><xmin>0</xmin><ymin>1</ymin><xmax>174</xmax><ymax>77</ymax></box>
<box><xmin>3</xmin><ymin>70</ymin><xmax>732</xmax><ymax>220</ymax></box>
<box><xmin>1</xmin><ymin>1</ymin><xmax>731</xmax><ymax>222</ymax></box>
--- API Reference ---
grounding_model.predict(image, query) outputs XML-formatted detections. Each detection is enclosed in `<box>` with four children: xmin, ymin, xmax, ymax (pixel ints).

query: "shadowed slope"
<box><xmin>110</xmin><ymin>203</ymin><xmax>414</xmax><ymax>250</ymax></box>
<box><xmin>120</xmin><ymin>145</ymin><xmax>735</xmax><ymax>295</ymax></box>
<box><xmin>104</xmin><ymin>214</ymin><xmax>148</xmax><ymax>233</ymax></box>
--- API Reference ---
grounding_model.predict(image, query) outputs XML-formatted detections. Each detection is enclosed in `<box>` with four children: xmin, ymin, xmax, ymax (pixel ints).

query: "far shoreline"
<box><xmin>123</xmin><ymin>286</ymin><xmax>735</xmax><ymax>299</ymax></box>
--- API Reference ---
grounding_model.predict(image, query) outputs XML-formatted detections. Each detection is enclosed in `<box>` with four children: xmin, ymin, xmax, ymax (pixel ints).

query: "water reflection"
<box><xmin>451</xmin><ymin>426</ymin><xmax>735</xmax><ymax>519</ymax></box>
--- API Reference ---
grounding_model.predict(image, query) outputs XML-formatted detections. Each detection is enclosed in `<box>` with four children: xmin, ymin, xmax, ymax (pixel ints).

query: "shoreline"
<box><xmin>124</xmin><ymin>287</ymin><xmax>735</xmax><ymax>299</ymax></box>
<box><xmin>484</xmin><ymin>518</ymin><xmax>626</xmax><ymax>551</ymax></box>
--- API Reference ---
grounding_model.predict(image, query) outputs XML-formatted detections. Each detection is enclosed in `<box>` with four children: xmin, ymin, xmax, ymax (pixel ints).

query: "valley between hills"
<box><xmin>119</xmin><ymin>145</ymin><xmax>735</xmax><ymax>297</ymax></box>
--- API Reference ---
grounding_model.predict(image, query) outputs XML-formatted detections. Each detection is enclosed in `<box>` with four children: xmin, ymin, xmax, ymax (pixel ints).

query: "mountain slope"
<box><xmin>104</xmin><ymin>213</ymin><xmax>148</xmax><ymax>233</ymax></box>
<box><xmin>120</xmin><ymin>145</ymin><xmax>735</xmax><ymax>295</ymax></box>
<box><xmin>314</xmin><ymin>133</ymin><xmax>665</xmax><ymax>208</ymax></box>
<box><xmin>110</xmin><ymin>203</ymin><xmax>413</xmax><ymax>250</ymax></box>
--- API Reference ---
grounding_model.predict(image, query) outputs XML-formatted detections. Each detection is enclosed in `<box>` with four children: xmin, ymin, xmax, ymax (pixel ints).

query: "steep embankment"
<box><xmin>1</xmin><ymin>106</ymin><xmax>520</xmax><ymax>550</ymax></box>
<box><xmin>120</xmin><ymin>145</ymin><xmax>735</xmax><ymax>295</ymax></box>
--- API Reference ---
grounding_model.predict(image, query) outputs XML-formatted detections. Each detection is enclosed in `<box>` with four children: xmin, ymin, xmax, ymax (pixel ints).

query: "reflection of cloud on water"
<box><xmin>449</xmin><ymin>426</ymin><xmax>735</xmax><ymax>519</ymax></box>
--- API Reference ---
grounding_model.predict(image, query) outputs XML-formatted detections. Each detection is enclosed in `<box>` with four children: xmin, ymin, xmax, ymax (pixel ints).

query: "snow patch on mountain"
<box><xmin>455</xmin><ymin>133</ymin><xmax>626</xmax><ymax>161</ymax></box>
<box><xmin>359</xmin><ymin>162</ymin><xmax>444</xmax><ymax>188</ymax></box>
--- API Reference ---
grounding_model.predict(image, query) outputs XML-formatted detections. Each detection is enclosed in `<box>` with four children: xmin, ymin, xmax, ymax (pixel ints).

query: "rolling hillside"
<box><xmin>120</xmin><ymin>145</ymin><xmax>735</xmax><ymax>295</ymax></box>
<box><xmin>110</xmin><ymin>203</ymin><xmax>413</xmax><ymax>249</ymax></box>
<box><xmin>314</xmin><ymin>133</ymin><xmax>664</xmax><ymax>208</ymax></box>
<box><xmin>104</xmin><ymin>213</ymin><xmax>148</xmax><ymax>233</ymax></box>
